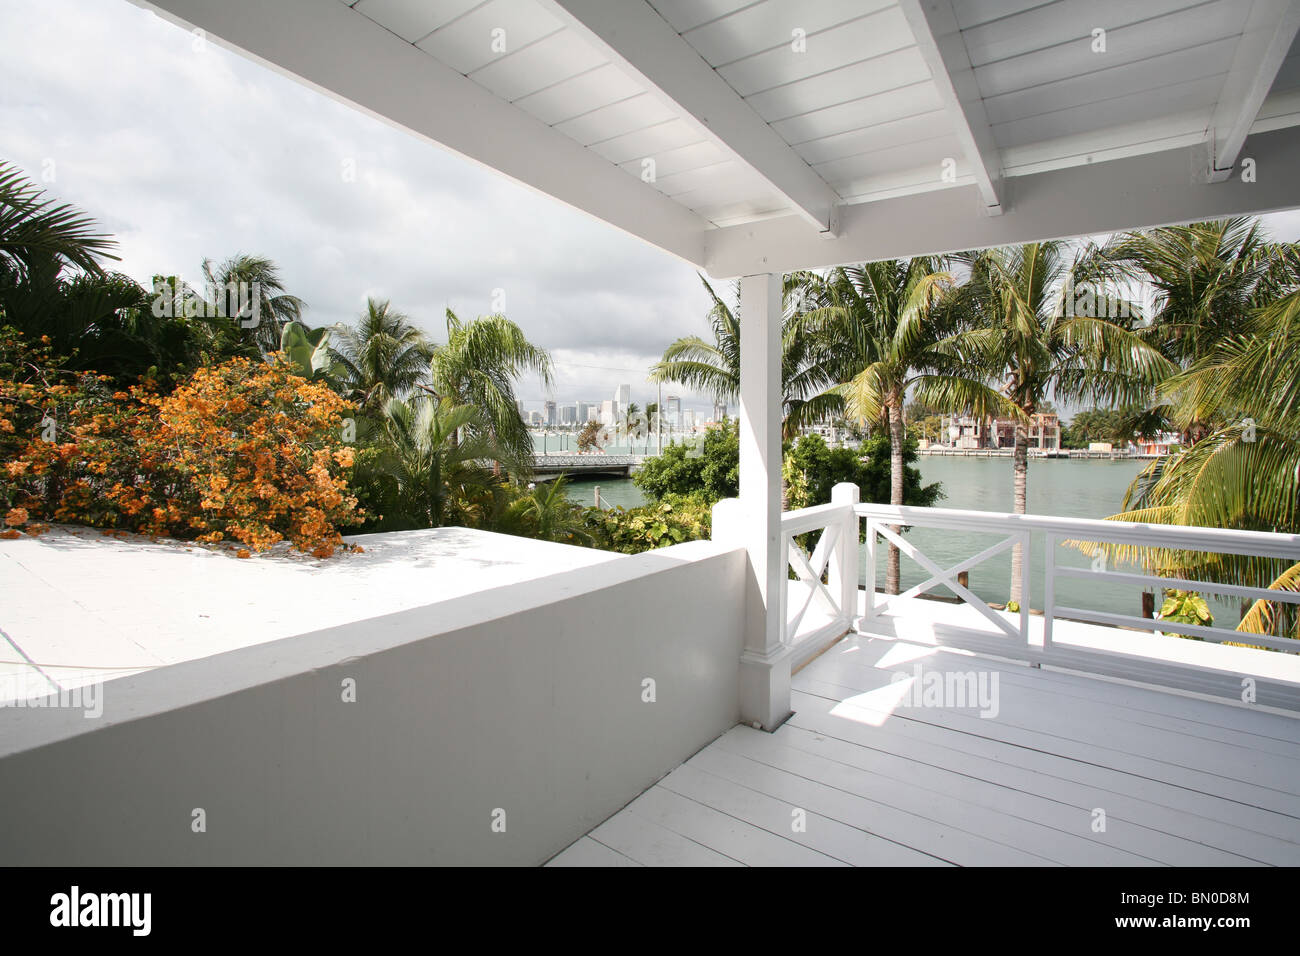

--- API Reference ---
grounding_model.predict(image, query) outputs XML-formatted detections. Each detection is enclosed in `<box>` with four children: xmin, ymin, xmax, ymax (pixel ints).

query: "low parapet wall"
<box><xmin>0</xmin><ymin>539</ymin><xmax>746</xmax><ymax>865</ymax></box>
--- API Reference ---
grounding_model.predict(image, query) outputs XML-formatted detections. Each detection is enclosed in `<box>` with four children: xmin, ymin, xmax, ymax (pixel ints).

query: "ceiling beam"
<box><xmin>543</xmin><ymin>0</ymin><xmax>842</xmax><ymax>236</ymax></box>
<box><xmin>1204</xmin><ymin>0</ymin><xmax>1300</xmax><ymax>182</ymax></box>
<box><xmin>897</xmin><ymin>0</ymin><xmax>1003</xmax><ymax>215</ymax></box>
<box><xmin>704</xmin><ymin>125</ymin><xmax>1300</xmax><ymax>277</ymax></box>
<box><xmin>129</xmin><ymin>0</ymin><xmax>710</xmax><ymax>266</ymax></box>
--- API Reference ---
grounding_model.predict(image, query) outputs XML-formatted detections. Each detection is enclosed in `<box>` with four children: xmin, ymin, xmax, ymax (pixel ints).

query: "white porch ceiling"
<box><xmin>135</xmin><ymin>0</ymin><xmax>1300</xmax><ymax>275</ymax></box>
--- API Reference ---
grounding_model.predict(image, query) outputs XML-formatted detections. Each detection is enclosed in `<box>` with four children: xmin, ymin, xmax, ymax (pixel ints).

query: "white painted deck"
<box><xmin>549</xmin><ymin>631</ymin><xmax>1300</xmax><ymax>866</ymax></box>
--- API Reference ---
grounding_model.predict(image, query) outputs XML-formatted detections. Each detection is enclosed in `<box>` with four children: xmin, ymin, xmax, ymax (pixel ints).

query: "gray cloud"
<box><xmin>4</xmin><ymin>0</ymin><xmax>1299</xmax><ymax>416</ymax></box>
<box><xmin>0</xmin><ymin>0</ymin><xmax>717</xmax><ymax>410</ymax></box>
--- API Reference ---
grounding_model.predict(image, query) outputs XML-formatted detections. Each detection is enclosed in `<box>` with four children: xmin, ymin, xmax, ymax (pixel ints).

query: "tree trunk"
<box><xmin>887</xmin><ymin>402</ymin><xmax>905</xmax><ymax>595</ymax></box>
<box><xmin>1009</xmin><ymin>419</ymin><xmax>1029</xmax><ymax>605</ymax></box>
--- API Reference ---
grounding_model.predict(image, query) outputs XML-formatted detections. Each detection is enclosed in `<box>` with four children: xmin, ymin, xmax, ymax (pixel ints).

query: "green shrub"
<box><xmin>583</xmin><ymin>493</ymin><xmax>712</xmax><ymax>554</ymax></box>
<box><xmin>633</xmin><ymin>421</ymin><xmax>738</xmax><ymax>503</ymax></box>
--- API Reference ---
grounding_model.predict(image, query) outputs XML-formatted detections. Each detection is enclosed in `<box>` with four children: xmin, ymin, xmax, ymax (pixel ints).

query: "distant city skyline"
<box><xmin>520</xmin><ymin>383</ymin><xmax>720</xmax><ymax>424</ymax></box>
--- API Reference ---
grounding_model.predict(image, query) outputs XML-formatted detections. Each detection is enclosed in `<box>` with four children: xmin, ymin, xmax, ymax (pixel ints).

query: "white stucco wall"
<box><xmin>0</xmin><ymin>538</ymin><xmax>746</xmax><ymax>865</ymax></box>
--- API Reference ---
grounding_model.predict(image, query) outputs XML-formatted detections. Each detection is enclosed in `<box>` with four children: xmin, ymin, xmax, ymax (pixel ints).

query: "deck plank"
<box><xmin>621</xmin><ymin>785</ymin><xmax>849</xmax><ymax>867</ymax></box>
<box><xmin>828</xmin><ymin>636</ymin><xmax>1300</xmax><ymax>750</ymax></box>
<box><xmin>713</xmin><ymin>725</ymin><xmax>1163</xmax><ymax>866</ymax></box>
<box><xmin>545</xmin><ymin>836</ymin><xmax>643</xmax><ymax>867</ymax></box>
<box><xmin>657</xmin><ymin>763</ymin><xmax>952</xmax><ymax>866</ymax></box>
<box><xmin>788</xmin><ymin>690</ymin><xmax>1297</xmax><ymax>864</ymax></box>
<box><xmin>549</xmin><ymin>633</ymin><xmax>1300</xmax><ymax>866</ymax></box>
<box><xmin>792</xmin><ymin>684</ymin><xmax>1300</xmax><ymax>845</ymax></box>
<box><xmin>794</xmin><ymin>666</ymin><xmax>1300</xmax><ymax>814</ymax></box>
<box><xmin>771</xmin><ymin>716</ymin><xmax>1263</xmax><ymax>865</ymax></box>
<box><xmin>804</xmin><ymin>641</ymin><xmax>1300</xmax><ymax>777</ymax></box>
<box><xmin>585</xmin><ymin>807</ymin><xmax>743</xmax><ymax>867</ymax></box>
<box><xmin>689</xmin><ymin>742</ymin><xmax>1063</xmax><ymax>865</ymax></box>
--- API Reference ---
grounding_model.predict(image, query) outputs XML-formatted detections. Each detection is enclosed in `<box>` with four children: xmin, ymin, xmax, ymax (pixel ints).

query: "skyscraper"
<box><xmin>543</xmin><ymin>400</ymin><xmax>556</xmax><ymax>427</ymax></box>
<box><xmin>665</xmin><ymin>395</ymin><xmax>682</xmax><ymax>427</ymax></box>
<box><xmin>613</xmin><ymin>384</ymin><xmax>630</xmax><ymax>421</ymax></box>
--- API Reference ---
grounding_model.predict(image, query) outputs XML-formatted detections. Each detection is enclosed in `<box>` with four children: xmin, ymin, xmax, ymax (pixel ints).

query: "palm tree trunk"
<box><xmin>887</xmin><ymin>402</ymin><xmax>905</xmax><ymax>595</ymax></box>
<box><xmin>1010</xmin><ymin>420</ymin><xmax>1029</xmax><ymax>604</ymax></box>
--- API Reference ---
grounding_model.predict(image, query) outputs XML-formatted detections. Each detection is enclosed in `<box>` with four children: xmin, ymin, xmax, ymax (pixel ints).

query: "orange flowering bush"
<box><xmin>1</xmin><ymin>328</ymin><xmax>363</xmax><ymax>555</ymax></box>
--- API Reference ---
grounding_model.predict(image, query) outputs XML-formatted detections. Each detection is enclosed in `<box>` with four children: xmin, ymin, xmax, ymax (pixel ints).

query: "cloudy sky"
<box><xmin>5</xmin><ymin>0</ymin><xmax>1300</xmax><ymax>420</ymax></box>
<box><xmin>0</xmin><ymin>0</ymin><xmax>719</xmax><ymax>414</ymax></box>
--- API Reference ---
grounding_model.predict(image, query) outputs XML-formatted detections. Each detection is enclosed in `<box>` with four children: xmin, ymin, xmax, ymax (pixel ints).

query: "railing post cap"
<box><xmin>831</xmin><ymin>482</ymin><xmax>860</xmax><ymax>503</ymax></box>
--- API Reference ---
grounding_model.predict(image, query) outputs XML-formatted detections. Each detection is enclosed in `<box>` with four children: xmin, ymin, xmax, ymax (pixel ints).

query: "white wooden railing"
<box><xmin>779</xmin><ymin>483</ymin><xmax>860</xmax><ymax>662</ymax></box>
<box><xmin>855</xmin><ymin>504</ymin><xmax>1300</xmax><ymax>707</ymax></box>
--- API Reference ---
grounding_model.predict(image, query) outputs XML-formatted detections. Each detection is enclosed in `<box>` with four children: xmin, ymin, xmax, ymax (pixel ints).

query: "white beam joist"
<box><xmin>704</xmin><ymin>125</ymin><xmax>1300</xmax><ymax>278</ymax></box>
<box><xmin>1204</xmin><ymin>0</ymin><xmax>1300</xmax><ymax>182</ymax></box>
<box><xmin>544</xmin><ymin>0</ymin><xmax>842</xmax><ymax>236</ymax></box>
<box><xmin>897</xmin><ymin>0</ymin><xmax>1003</xmax><ymax>215</ymax></box>
<box><xmin>130</xmin><ymin>0</ymin><xmax>710</xmax><ymax>266</ymax></box>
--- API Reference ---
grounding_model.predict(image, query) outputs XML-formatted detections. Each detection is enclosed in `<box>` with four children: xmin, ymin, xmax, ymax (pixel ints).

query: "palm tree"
<box><xmin>944</xmin><ymin>242</ymin><xmax>1174</xmax><ymax>604</ymax></box>
<box><xmin>201</xmin><ymin>254</ymin><xmax>304</xmax><ymax>355</ymax></box>
<box><xmin>428</xmin><ymin>308</ymin><xmax>552</xmax><ymax>473</ymax></box>
<box><xmin>368</xmin><ymin>396</ymin><xmax>506</xmax><ymax>529</ymax></box>
<box><xmin>651</xmin><ymin>273</ymin><xmax>839</xmax><ymax>441</ymax></box>
<box><xmin>1102</xmin><ymin>218</ymin><xmax>1293</xmax><ymax>442</ymax></box>
<box><xmin>329</xmin><ymin>297</ymin><xmax>433</xmax><ymax>412</ymax></box>
<box><xmin>621</xmin><ymin>401</ymin><xmax>642</xmax><ymax>450</ymax></box>
<box><xmin>807</xmin><ymin>259</ymin><xmax>1010</xmax><ymax>593</ymax></box>
<box><xmin>0</xmin><ymin>161</ymin><xmax>117</xmax><ymax>281</ymax></box>
<box><xmin>645</xmin><ymin>401</ymin><xmax>659</xmax><ymax>452</ymax></box>
<box><xmin>0</xmin><ymin>165</ymin><xmax>212</xmax><ymax>387</ymax></box>
<box><xmin>496</xmin><ymin>475</ymin><xmax>594</xmax><ymax>546</ymax></box>
<box><xmin>1106</xmin><ymin>219</ymin><xmax>1288</xmax><ymax>366</ymax></box>
<box><xmin>1094</xmin><ymin>279</ymin><xmax>1300</xmax><ymax>640</ymax></box>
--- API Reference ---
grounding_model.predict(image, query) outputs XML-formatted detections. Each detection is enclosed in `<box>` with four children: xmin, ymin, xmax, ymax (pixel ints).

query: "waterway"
<box><xmin>557</xmin><ymin>453</ymin><xmax>1242</xmax><ymax>623</ymax></box>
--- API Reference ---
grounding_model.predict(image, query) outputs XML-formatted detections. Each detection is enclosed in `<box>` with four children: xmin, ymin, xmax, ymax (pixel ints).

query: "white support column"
<box><xmin>737</xmin><ymin>272</ymin><xmax>790</xmax><ymax>732</ymax></box>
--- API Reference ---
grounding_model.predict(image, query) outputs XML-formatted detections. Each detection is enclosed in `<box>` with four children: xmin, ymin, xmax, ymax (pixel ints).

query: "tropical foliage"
<box><xmin>428</xmin><ymin>308</ymin><xmax>551</xmax><ymax>474</ymax></box>
<box><xmin>328</xmin><ymin>297</ymin><xmax>432</xmax><ymax>411</ymax></box>
<box><xmin>633</xmin><ymin>419</ymin><xmax>739</xmax><ymax>503</ymax></box>
<box><xmin>941</xmin><ymin>241</ymin><xmax>1174</xmax><ymax>602</ymax></box>
<box><xmin>583</xmin><ymin>494</ymin><xmax>713</xmax><ymax>554</ymax></box>
<box><xmin>5</xmin><ymin>158</ymin><xmax>1300</xmax><ymax>650</ymax></box>
<box><xmin>804</xmin><ymin>258</ymin><xmax>1007</xmax><ymax>592</ymax></box>
<box><xmin>1090</xmin><ymin>268</ymin><xmax>1300</xmax><ymax>639</ymax></box>
<box><xmin>1</xmin><ymin>331</ymin><xmax>361</xmax><ymax>555</ymax></box>
<box><xmin>201</xmin><ymin>253</ymin><xmax>304</xmax><ymax>356</ymax></box>
<box><xmin>356</xmin><ymin>396</ymin><xmax>507</xmax><ymax>531</ymax></box>
<box><xmin>783</xmin><ymin>434</ymin><xmax>940</xmax><ymax>513</ymax></box>
<box><xmin>650</xmin><ymin>274</ymin><xmax>839</xmax><ymax>440</ymax></box>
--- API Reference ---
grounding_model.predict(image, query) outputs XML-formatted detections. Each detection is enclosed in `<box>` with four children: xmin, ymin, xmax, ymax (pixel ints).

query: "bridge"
<box><xmin>530</xmin><ymin>454</ymin><xmax>647</xmax><ymax>480</ymax></box>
